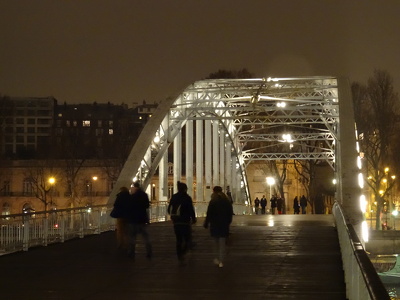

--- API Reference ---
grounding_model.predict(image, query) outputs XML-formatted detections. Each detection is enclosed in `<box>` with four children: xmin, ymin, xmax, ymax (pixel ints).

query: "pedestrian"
<box><xmin>254</xmin><ymin>197</ymin><xmax>260</xmax><ymax>214</ymax></box>
<box><xmin>293</xmin><ymin>196</ymin><xmax>300</xmax><ymax>214</ymax></box>
<box><xmin>270</xmin><ymin>195</ymin><xmax>277</xmax><ymax>215</ymax></box>
<box><xmin>126</xmin><ymin>181</ymin><xmax>152</xmax><ymax>259</ymax></box>
<box><xmin>300</xmin><ymin>195</ymin><xmax>307</xmax><ymax>214</ymax></box>
<box><xmin>260</xmin><ymin>195</ymin><xmax>267</xmax><ymax>214</ymax></box>
<box><xmin>168</xmin><ymin>181</ymin><xmax>197</xmax><ymax>265</ymax></box>
<box><xmin>277</xmin><ymin>196</ymin><xmax>283</xmax><ymax>214</ymax></box>
<box><xmin>110</xmin><ymin>186</ymin><xmax>130</xmax><ymax>250</ymax></box>
<box><xmin>204</xmin><ymin>186</ymin><xmax>233</xmax><ymax>268</ymax></box>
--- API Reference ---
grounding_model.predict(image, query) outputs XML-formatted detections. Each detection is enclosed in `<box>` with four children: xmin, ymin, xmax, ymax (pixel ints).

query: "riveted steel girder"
<box><xmin>109</xmin><ymin>76</ymin><xmax>343</xmax><ymax>206</ymax></box>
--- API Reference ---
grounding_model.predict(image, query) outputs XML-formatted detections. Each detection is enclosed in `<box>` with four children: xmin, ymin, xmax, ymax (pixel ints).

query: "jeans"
<box><xmin>214</xmin><ymin>237</ymin><xmax>227</xmax><ymax>263</ymax></box>
<box><xmin>128</xmin><ymin>223</ymin><xmax>152</xmax><ymax>257</ymax></box>
<box><xmin>173</xmin><ymin>224</ymin><xmax>192</xmax><ymax>260</ymax></box>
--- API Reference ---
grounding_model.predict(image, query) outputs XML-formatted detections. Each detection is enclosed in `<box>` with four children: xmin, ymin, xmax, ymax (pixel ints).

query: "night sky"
<box><xmin>1</xmin><ymin>0</ymin><xmax>399</xmax><ymax>105</ymax></box>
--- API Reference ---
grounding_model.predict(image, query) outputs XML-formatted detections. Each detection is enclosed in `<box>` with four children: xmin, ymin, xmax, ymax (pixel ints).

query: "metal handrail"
<box><xmin>1</xmin><ymin>202</ymin><xmax>251</xmax><ymax>255</ymax></box>
<box><xmin>333</xmin><ymin>201</ymin><xmax>390</xmax><ymax>300</ymax></box>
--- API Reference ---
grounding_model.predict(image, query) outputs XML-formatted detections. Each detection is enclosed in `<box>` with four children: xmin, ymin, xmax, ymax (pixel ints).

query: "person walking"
<box><xmin>276</xmin><ymin>196</ymin><xmax>283</xmax><ymax>215</ymax></box>
<box><xmin>126</xmin><ymin>182</ymin><xmax>152</xmax><ymax>259</ymax></box>
<box><xmin>293</xmin><ymin>196</ymin><xmax>300</xmax><ymax>214</ymax></box>
<box><xmin>110</xmin><ymin>186</ymin><xmax>130</xmax><ymax>250</ymax></box>
<box><xmin>254</xmin><ymin>197</ymin><xmax>260</xmax><ymax>214</ymax></box>
<box><xmin>270</xmin><ymin>195</ymin><xmax>277</xmax><ymax>215</ymax></box>
<box><xmin>168</xmin><ymin>181</ymin><xmax>197</xmax><ymax>265</ymax></box>
<box><xmin>300</xmin><ymin>195</ymin><xmax>308</xmax><ymax>214</ymax></box>
<box><xmin>260</xmin><ymin>195</ymin><xmax>267</xmax><ymax>214</ymax></box>
<box><xmin>204</xmin><ymin>186</ymin><xmax>233</xmax><ymax>268</ymax></box>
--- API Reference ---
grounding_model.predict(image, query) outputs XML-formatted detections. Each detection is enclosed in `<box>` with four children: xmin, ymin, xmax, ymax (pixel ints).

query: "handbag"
<box><xmin>110</xmin><ymin>208</ymin><xmax>120</xmax><ymax>218</ymax></box>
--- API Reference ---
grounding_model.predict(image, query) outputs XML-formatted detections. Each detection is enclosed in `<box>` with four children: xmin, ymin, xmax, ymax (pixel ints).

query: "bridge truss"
<box><xmin>110</xmin><ymin>76</ymin><xmax>363</xmax><ymax>211</ymax></box>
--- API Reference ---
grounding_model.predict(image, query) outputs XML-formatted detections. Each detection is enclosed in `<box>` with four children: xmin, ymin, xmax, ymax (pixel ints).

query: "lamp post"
<box><xmin>91</xmin><ymin>176</ymin><xmax>98</xmax><ymax>205</ymax></box>
<box><xmin>392</xmin><ymin>209</ymin><xmax>398</xmax><ymax>230</ymax></box>
<box><xmin>266</xmin><ymin>177</ymin><xmax>275</xmax><ymax>200</ymax></box>
<box><xmin>44</xmin><ymin>177</ymin><xmax>56</xmax><ymax>211</ymax></box>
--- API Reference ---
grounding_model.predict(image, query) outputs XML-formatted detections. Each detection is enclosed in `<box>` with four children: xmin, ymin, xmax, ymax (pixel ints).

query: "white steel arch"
<box><xmin>108</xmin><ymin>76</ymin><xmax>363</xmax><ymax>228</ymax></box>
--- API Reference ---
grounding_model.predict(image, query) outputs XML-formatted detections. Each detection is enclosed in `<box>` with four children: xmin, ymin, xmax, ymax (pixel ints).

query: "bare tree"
<box><xmin>353</xmin><ymin>69</ymin><xmax>400</xmax><ymax>230</ymax></box>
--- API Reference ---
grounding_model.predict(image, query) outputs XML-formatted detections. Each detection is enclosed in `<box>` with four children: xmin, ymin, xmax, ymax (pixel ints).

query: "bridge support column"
<box><xmin>205</xmin><ymin>120</ymin><xmax>212</xmax><ymax>201</ymax></box>
<box><xmin>213</xmin><ymin>121</ymin><xmax>219</xmax><ymax>187</ymax></box>
<box><xmin>186</xmin><ymin>120</ymin><xmax>194</xmax><ymax>197</ymax></box>
<box><xmin>196</xmin><ymin>119</ymin><xmax>203</xmax><ymax>202</ymax></box>
<box><xmin>220</xmin><ymin>129</ymin><xmax>225</xmax><ymax>191</ymax></box>
<box><xmin>225</xmin><ymin>140</ymin><xmax>232</xmax><ymax>194</ymax></box>
<box><xmin>173</xmin><ymin>130</ymin><xmax>182</xmax><ymax>193</ymax></box>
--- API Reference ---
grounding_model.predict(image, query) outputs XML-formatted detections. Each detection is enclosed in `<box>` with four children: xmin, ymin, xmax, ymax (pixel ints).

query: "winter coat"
<box><xmin>112</xmin><ymin>190</ymin><xmax>131</xmax><ymax>219</ymax></box>
<box><xmin>168</xmin><ymin>192</ymin><xmax>197</xmax><ymax>225</ymax></box>
<box><xmin>204</xmin><ymin>192</ymin><xmax>233</xmax><ymax>238</ymax></box>
<box><xmin>126</xmin><ymin>189</ymin><xmax>150</xmax><ymax>224</ymax></box>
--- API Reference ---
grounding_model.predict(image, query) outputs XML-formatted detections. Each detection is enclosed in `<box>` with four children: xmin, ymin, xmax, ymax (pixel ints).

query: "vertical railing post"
<box><xmin>43</xmin><ymin>216</ymin><xmax>48</xmax><ymax>246</ymax></box>
<box><xmin>22</xmin><ymin>216</ymin><xmax>30</xmax><ymax>251</ymax></box>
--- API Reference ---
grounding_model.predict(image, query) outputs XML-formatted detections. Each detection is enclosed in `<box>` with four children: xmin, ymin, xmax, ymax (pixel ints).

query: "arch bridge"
<box><xmin>110</xmin><ymin>76</ymin><xmax>364</xmax><ymax>230</ymax></box>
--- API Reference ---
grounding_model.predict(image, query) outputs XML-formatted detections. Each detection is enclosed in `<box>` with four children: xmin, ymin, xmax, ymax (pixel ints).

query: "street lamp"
<box><xmin>266</xmin><ymin>177</ymin><xmax>275</xmax><ymax>200</ymax></box>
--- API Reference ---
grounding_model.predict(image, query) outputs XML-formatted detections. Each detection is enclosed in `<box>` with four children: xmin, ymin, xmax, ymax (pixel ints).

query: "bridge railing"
<box><xmin>0</xmin><ymin>202</ymin><xmax>251</xmax><ymax>255</ymax></box>
<box><xmin>333</xmin><ymin>202</ymin><xmax>390</xmax><ymax>300</ymax></box>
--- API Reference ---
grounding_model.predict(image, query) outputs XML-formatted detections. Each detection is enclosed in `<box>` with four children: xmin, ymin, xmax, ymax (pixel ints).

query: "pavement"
<box><xmin>0</xmin><ymin>214</ymin><xmax>346</xmax><ymax>300</ymax></box>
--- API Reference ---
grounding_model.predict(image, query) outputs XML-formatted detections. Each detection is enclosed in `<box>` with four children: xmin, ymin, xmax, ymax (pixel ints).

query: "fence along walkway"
<box><xmin>0</xmin><ymin>215</ymin><xmax>346</xmax><ymax>300</ymax></box>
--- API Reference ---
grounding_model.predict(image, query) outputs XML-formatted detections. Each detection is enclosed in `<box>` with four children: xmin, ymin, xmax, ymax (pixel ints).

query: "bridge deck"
<box><xmin>0</xmin><ymin>215</ymin><xmax>346</xmax><ymax>300</ymax></box>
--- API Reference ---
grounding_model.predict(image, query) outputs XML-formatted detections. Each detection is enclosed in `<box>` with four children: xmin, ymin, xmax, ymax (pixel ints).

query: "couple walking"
<box><xmin>111</xmin><ymin>182</ymin><xmax>152</xmax><ymax>259</ymax></box>
<box><xmin>168</xmin><ymin>182</ymin><xmax>233</xmax><ymax>268</ymax></box>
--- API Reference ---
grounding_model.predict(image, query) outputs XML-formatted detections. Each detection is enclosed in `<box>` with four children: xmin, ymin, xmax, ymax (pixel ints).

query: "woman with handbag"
<box><xmin>111</xmin><ymin>186</ymin><xmax>131</xmax><ymax>250</ymax></box>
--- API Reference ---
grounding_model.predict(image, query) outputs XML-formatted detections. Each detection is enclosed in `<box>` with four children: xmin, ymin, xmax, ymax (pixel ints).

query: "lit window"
<box><xmin>83</xmin><ymin>120</ymin><xmax>90</xmax><ymax>127</ymax></box>
<box><xmin>109</xmin><ymin>129</ymin><xmax>113</xmax><ymax>135</ymax></box>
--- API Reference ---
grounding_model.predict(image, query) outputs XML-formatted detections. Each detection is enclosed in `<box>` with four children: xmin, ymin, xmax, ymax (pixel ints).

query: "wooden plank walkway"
<box><xmin>0</xmin><ymin>215</ymin><xmax>346</xmax><ymax>300</ymax></box>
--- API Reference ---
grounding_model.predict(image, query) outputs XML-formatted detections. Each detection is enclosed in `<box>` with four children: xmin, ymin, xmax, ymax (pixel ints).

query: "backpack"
<box><xmin>169</xmin><ymin>200</ymin><xmax>182</xmax><ymax>221</ymax></box>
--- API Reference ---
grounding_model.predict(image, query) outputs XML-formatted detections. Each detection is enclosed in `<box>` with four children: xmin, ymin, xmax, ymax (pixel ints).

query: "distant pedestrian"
<box><xmin>293</xmin><ymin>196</ymin><xmax>300</xmax><ymax>214</ymax></box>
<box><xmin>168</xmin><ymin>181</ymin><xmax>197</xmax><ymax>265</ymax></box>
<box><xmin>300</xmin><ymin>195</ymin><xmax>307</xmax><ymax>214</ymax></box>
<box><xmin>270</xmin><ymin>195</ymin><xmax>277</xmax><ymax>215</ymax></box>
<box><xmin>204</xmin><ymin>186</ymin><xmax>233</xmax><ymax>268</ymax></box>
<box><xmin>110</xmin><ymin>186</ymin><xmax>130</xmax><ymax>250</ymax></box>
<box><xmin>277</xmin><ymin>196</ymin><xmax>283</xmax><ymax>214</ymax></box>
<box><xmin>260</xmin><ymin>195</ymin><xmax>267</xmax><ymax>214</ymax></box>
<box><xmin>254</xmin><ymin>197</ymin><xmax>260</xmax><ymax>214</ymax></box>
<box><xmin>126</xmin><ymin>182</ymin><xmax>152</xmax><ymax>259</ymax></box>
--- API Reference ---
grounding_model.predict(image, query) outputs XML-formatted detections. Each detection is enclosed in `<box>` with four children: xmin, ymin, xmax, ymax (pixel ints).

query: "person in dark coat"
<box><xmin>276</xmin><ymin>196</ymin><xmax>283</xmax><ymax>214</ymax></box>
<box><xmin>293</xmin><ymin>196</ymin><xmax>300</xmax><ymax>214</ymax></box>
<box><xmin>168</xmin><ymin>181</ymin><xmax>197</xmax><ymax>265</ymax></box>
<box><xmin>204</xmin><ymin>186</ymin><xmax>233</xmax><ymax>268</ymax></box>
<box><xmin>254</xmin><ymin>197</ymin><xmax>260</xmax><ymax>214</ymax></box>
<box><xmin>260</xmin><ymin>195</ymin><xmax>267</xmax><ymax>214</ymax></box>
<box><xmin>111</xmin><ymin>186</ymin><xmax>130</xmax><ymax>250</ymax></box>
<box><xmin>270</xmin><ymin>195</ymin><xmax>277</xmax><ymax>215</ymax></box>
<box><xmin>126</xmin><ymin>181</ymin><xmax>152</xmax><ymax>259</ymax></box>
<box><xmin>300</xmin><ymin>195</ymin><xmax>308</xmax><ymax>214</ymax></box>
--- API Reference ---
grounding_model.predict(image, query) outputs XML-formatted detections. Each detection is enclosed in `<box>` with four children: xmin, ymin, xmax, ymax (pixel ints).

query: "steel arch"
<box><xmin>109</xmin><ymin>76</ymin><xmax>363</xmax><ymax>212</ymax></box>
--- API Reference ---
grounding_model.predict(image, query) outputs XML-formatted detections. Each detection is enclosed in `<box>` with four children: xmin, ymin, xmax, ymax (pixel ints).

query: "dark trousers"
<box><xmin>173</xmin><ymin>224</ymin><xmax>192</xmax><ymax>260</ymax></box>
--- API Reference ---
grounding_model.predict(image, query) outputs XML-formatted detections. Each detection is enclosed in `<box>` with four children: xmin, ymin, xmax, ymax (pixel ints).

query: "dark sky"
<box><xmin>1</xmin><ymin>0</ymin><xmax>399</xmax><ymax>105</ymax></box>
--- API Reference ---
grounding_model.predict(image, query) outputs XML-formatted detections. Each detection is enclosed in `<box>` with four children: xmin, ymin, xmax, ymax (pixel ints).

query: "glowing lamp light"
<box><xmin>48</xmin><ymin>177</ymin><xmax>55</xmax><ymax>184</ymax></box>
<box><xmin>266</xmin><ymin>177</ymin><xmax>275</xmax><ymax>185</ymax></box>
<box><xmin>362</xmin><ymin>221</ymin><xmax>369</xmax><ymax>242</ymax></box>
<box><xmin>392</xmin><ymin>210</ymin><xmax>399</xmax><ymax>217</ymax></box>
<box><xmin>153</xmin><ymin>136</ymin><xmax>160</xmax><ymax>143</ymax></box>
<box><xmin>359</xmin><ymin>195</ymin><xmax>367</xmax><ymax>213</ymax></box>
<box><xmin>358</xmin><ymin>173</ymin><xmax>364</xmax><ymax>189</ymax></box>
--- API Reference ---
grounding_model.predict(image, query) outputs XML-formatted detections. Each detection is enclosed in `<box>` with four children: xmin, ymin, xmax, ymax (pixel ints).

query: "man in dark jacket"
<box><xmin>204</xmin><ymin>186</ymin><xmax>233</xmax><ymax>268</ymax></box>
<box><xmin>126</xmin><ymin>181</ymin><xmax>152</xmax><ymax>259</ymax></box>
<box><xmin>168</xmin><ymin>181</ymin><xmax>197</xmax><ymax>264</ymax></box>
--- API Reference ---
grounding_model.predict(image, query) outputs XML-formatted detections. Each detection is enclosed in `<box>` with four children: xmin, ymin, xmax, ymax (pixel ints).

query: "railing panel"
<box><xmin>1</xmin><ymin>202</ymin><xmax>251</xmax><ymax>255</ymax></box>
<box><xmin>333</xmin><ymin>202</ymin><xmax>390</xmax><ymax>300</ymax></box>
